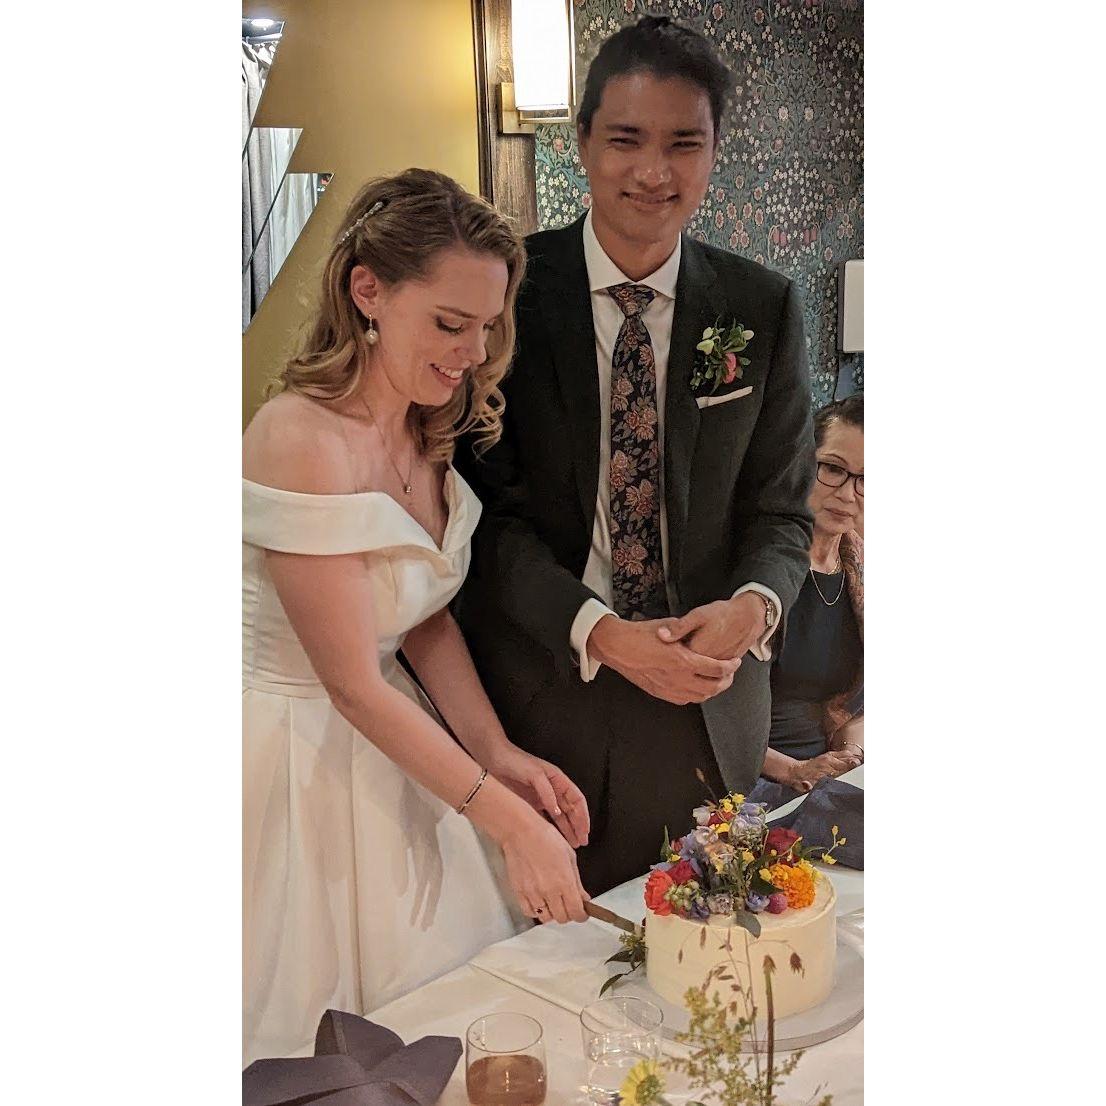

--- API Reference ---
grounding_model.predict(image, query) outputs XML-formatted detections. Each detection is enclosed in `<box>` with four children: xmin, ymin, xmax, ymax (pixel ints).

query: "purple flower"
<box><xmin>678</xmin><ymin>841</ymin><xmax>705</xmax><ymax>878</ymax></box>
<box><xmin>690</xmin><ymin>897</ymin><xmax>711</xmax><ymax>921</ymax></box>
<box><xmin>745</xmin><ymin>893</ymin><xmax>770</xmax><ymax>913</ymax></box>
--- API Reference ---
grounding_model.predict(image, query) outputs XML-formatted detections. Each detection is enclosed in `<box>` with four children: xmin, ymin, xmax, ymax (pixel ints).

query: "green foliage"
<box><xmin>660</xmin><ymin>952</ymin><xmax>832</xmax><ymax>1106</ymax></box>
<box><xmin>599</xmin><ymin>928</ymin><xmax>647</xmax><ymax>997</ymax></box>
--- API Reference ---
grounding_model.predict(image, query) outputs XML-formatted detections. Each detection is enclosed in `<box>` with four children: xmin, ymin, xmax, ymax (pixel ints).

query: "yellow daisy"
<box><xmin>620</xmin><ymin>1058</ymin><xmax>666</xmax><ymax>1105</ymax></box>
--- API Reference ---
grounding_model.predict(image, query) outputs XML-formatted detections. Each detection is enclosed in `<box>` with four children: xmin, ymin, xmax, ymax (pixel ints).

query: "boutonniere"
<box><xmin>690</xmin><ymin>320</ymin><xmax>754</xmax><ymax>395</ymax></box>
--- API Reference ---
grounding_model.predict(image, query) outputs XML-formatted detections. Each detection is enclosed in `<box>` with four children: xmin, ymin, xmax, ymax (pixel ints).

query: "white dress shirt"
<box><xmin>569</xmin><ymin>211</ymin><xmax>782</xmax><ymax>681</ymax></box>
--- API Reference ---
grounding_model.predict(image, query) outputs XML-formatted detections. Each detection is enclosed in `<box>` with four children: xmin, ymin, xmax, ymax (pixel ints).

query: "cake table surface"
<box><xmin>368</xmin><ymin>778</ymin><xmax>863</xmax><ymax>1104</ymax></box>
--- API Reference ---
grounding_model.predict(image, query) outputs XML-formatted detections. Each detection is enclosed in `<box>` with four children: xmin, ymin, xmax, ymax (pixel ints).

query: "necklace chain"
<box><xmin>809</xmin><ymin>559</ymin><xmax>846</xmax><ymax>606</ymax></box>
<box><xmin>359</xmin><ymin>397</ymin><xmax>414</xmax><ymax>496</ymax></box>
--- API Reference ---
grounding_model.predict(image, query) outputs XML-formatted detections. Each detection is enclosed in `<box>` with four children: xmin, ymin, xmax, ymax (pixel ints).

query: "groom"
<box><xmin>458</xmin><ymin>16</ymin><xmax>814</xmax><ymax>895</ymax></box>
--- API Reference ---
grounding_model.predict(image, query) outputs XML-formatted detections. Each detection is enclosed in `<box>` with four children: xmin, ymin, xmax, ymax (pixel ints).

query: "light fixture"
<box><xmin>500</xmin><ymin>0</ymin><xmax>576</xmax><ymax>133</ymax></box>
<box><xmin>250</xmin><ymin>18</ymin><xmax>276</xmax><ymax>30</ymax></box>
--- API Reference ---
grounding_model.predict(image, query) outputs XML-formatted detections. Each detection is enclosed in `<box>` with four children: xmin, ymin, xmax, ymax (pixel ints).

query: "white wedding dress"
<box><xmin>242</xmin><ymin>468</ymin><xmax>524</xmax><ymax>1066</ymax></box>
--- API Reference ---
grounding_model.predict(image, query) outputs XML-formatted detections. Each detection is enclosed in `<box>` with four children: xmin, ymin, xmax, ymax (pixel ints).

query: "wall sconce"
<box><xmin>499</xmin><ymin>0</ymin><xmax>576</xmax><ymax>133</ymax></box>
<box><xmin>838</xmin><ymin>259</ymin><xmax>864</xmax><ymax>352</ymax></box>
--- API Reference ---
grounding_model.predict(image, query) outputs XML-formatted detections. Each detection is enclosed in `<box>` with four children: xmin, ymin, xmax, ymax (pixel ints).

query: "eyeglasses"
<box><xmin>816</xmin><ymin>460</ymin><xmax>864</xmax><ymax>497</ymax></box>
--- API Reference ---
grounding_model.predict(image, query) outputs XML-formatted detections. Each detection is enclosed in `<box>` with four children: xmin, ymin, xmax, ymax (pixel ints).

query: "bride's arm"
<box><xmin>263</xmin><ymin>547</ymin><xmax>590</xmax><ymax>921</ymax></box>
<box><xmin>402</xmin><ymin>608</ymin><xmax>590</xmax><ymax>847</ymax></box>
<box><xmin>400</xmin><ymin>608</ymin><xmax>509</xmax><ymax>765</ymax></box>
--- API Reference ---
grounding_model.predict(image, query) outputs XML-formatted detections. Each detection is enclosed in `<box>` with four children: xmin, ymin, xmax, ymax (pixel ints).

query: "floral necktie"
<box><xmin>607</xmin><ymin>282</ymin><xmax>667</xmax><ymax>621</ymax></box>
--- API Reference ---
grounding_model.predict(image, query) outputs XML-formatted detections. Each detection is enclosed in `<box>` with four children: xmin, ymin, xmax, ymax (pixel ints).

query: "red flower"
<box><xmin>766</xmin><ymin>827</ymin><xmax>801</xmax><ymax>859</ymax></box>
<box><xmin>668</xmin><ymin>860</ymin><xmax>697</xmax><ymax>885</ymax></box>
<box><xmin>645</xmin><ymin>869</ymin><xmax>674</xmax><ymax>915</ymax></box>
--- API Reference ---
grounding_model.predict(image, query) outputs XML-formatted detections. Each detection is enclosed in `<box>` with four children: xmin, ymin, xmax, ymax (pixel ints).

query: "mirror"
<box><xmin>242</xmin><ymin>18</ymin><xmax>331</xmax><ymax>331</ymax></box>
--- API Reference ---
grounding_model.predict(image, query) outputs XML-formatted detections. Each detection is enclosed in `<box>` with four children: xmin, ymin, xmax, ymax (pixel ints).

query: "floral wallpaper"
<box><xmin>535</xmin><ymin>0</ymin><xmax>863</xmax><ymax>406</ymax></box>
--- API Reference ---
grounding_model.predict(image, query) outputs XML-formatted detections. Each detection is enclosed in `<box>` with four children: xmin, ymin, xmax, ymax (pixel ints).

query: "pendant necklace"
<box><xmin>359</xmin><ymin>397</ymin><xmax>415</xmax><ymax>496</ymax></box>
<box><xmin>809</xmin><ymin>557</ymin><xmax>846</xmax><ymax>606</ymax></box>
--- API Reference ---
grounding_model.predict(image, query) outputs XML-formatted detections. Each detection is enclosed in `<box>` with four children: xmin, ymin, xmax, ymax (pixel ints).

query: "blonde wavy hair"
<box><xmin>269</xmin><ymin>168</ymin><xmax>525</xmax><ymax>461</ymax></box>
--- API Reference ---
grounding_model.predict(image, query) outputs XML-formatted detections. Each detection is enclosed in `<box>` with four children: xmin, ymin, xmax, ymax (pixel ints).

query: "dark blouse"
<box><xmin>769</xmin><ymin>570</ymin><xmax>863</xmax><ymax>761</ymax></box>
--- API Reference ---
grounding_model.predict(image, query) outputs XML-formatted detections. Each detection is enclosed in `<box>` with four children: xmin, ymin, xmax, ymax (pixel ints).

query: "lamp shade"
<box><xmin>511</xmin><ymin>0</ymin><xmax>573</xmax><ymax>113</ymax></box>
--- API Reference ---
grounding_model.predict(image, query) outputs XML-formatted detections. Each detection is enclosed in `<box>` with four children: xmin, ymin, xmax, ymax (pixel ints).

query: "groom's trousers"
<box><xmin>518</xmin><ymin>661</ymin><xmax>727</xmax><ymax>897</ymax></box>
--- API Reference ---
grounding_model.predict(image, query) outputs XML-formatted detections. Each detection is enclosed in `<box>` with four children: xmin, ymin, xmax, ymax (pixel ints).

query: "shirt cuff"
<box><xmin>731</xmin><ymin>582</ymin><xmax>782</xmax><ymax>661</ymax></box>
<box><xmin>570</xmin><ymin>598</ymin><xmax>616</xmax><ymax>682</ymax></box>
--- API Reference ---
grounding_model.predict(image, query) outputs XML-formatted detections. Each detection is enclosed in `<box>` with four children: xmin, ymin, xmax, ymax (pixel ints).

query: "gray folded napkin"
<box><xmin>748</xmin><ymin>776</ymin><xmax>864</xmax><ymax>869</ymax></box>
<box><xmin>243</xmin><ymin>1009</ymin><xmax>462</xmax><ymax>1105</ymax></box>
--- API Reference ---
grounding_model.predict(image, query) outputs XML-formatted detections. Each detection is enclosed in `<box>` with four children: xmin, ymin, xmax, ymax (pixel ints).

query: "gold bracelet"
<box><xmin>456</xmin><ymin>768</ymin><xmax>488</xmax><ymax>815</ymax></box>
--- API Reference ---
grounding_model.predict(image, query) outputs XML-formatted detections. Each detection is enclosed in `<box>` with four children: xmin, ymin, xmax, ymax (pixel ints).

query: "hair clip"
<box><xmin>340</xmin><ymin>198</ymin><xmax>388</xmax><ymax>244</ymax></box>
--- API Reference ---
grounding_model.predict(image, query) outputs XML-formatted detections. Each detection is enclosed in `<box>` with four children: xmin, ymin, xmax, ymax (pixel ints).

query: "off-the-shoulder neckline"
<box><xmin>243</xmin><ymin>466</ymin><xmax>475</xmax><ymax>555</ymax></box>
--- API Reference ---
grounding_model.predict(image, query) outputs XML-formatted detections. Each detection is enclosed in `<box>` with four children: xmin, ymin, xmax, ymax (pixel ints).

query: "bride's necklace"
<box><xmin>809</xmin><ymin>558</ymin><xmax>845</xmax><ymax>606</ymax></box>
<box><xmin>359</xmin><ymin>397</ymin><xmax>415</xmax><ymax>497</ymax></box>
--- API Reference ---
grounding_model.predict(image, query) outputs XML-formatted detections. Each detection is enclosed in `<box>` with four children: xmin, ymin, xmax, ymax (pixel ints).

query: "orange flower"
<box><xmin>766</xmin><ymin>862</ymin><xmax>816</xmax><ymax>910</ymax></box>
<box><xmin>644</xmin><ymin>869</ymin><xmax>675</xmax><ymax>916</ymax></box>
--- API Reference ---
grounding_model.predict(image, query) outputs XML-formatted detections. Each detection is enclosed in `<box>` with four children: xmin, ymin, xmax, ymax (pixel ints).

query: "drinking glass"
<box><xmin>579</xmin><ymin>996</ymin><xmax>663</xmax><ymax>1104</ymax></box>
<box><xmin>465</xmin><ymin>1012</ymin><xmax>547</xmax><ymax>1106</ymax></box>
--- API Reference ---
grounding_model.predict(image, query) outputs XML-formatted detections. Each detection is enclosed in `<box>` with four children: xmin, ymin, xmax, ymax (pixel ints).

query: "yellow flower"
<box><xmin>759</xmin><ymin>868</ymin><xmax>773</xmax><ymax>882</ymax></box>
<box><xmin>798</xmin><ymin>859</ymin><xmax>816</xmax><ymax>879</ymax></box>
<box><xmin>620</xmin><ymin>1058</ymin><xmax>665</xmax><ymax>1105</ymax></box>
<box><xmin>766</xmin><ymin>861</ymin><xmax>816</xmax><ymax>909</ymax></box>
<box><xmin>716</xmin><ymin>822</ymin><xmax>730</xmax><ymax>834</ymax></box>
<box><xmin>824</xmin><ymin>855</ymin><xmax>837</xmax><ymax>865</ymax></box>
<box><xmin>742</xmin><ymin>850</ymin><xmax>754</xmax><ymax>863</ymax></box>
<box><xmin>720</xmin><ymin>798</ymin><xmax>734</xmax><ymax>813</ymax></box>
<box><xmin>730</xmin><ymin>792</ymin><xmax>745</xmax><ymax>805</ymax></box>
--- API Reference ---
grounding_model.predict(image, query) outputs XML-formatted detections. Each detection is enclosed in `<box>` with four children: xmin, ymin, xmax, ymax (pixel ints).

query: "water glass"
<box><xmin>466</xmin><ymin>1012</ymin><xmax>547</xmax><ymax>1106</ymax></box>
<box><xmin>579</xmin><ymin>996</ymin><xmax>663</xmax><ymax>1104</ymax></box>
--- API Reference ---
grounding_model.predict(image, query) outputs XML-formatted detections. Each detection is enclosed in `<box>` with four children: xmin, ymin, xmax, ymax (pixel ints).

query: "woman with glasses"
<box><xmin>759</xmin><ymin>394</ymin><xmax>864</xmax><ymax>794</ymax></box>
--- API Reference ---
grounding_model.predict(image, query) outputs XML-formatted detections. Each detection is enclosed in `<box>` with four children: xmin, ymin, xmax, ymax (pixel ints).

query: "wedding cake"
<box><xmin>638</xmin><ymin>792</ymin><xmax>842</xmax><ymax>1020</ymax></box>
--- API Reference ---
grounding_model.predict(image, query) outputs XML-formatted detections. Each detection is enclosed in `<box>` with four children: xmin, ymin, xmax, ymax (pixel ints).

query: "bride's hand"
<box><xmin>485</xmin><ymin>745</ymin><xmax>590</xmax><ymax>848</ymax></box>
<box><xmin>500</xmin><ymin>816</ymin><xmax>591</xmax><ymax>924</ymax></box>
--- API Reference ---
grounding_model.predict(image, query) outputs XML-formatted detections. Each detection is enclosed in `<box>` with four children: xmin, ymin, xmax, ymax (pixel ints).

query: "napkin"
<box><xmin>748</xmin><ymin>776</ymin><xmax>863</xmax><ymax>870</ymax></box>
<box><xmin>243</xmin><ymin>1009</ymin><xmax>462</xmax><ymax>1105</ymax></box>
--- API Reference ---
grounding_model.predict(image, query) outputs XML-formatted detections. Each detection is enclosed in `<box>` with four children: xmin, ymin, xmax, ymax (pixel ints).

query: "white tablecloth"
<box><xmin>368</xmin><ymin>783</ymin><xmax>864</xmax><ymax>1104</ymax></box>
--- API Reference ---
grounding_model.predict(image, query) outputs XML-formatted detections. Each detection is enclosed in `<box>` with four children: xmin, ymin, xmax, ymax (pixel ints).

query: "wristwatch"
<box><xmin>756</xmin><ymin>592</ymin><xmax>776</xmax><ymax>630</ymax></box>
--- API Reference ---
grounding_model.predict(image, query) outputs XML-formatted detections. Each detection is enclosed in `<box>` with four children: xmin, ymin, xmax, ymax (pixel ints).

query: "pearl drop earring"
<box><xmin>365</xmin><ymin>315</ymin><xmax>379</xmax><ymax>346</ymax></box>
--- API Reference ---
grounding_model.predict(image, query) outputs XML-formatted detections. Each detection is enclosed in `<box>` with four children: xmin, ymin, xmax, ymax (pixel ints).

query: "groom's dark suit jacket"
<box><xmin>457</xmin><ymin>216</ymin><xmax>814</xmax><ymax>874</ymax></box>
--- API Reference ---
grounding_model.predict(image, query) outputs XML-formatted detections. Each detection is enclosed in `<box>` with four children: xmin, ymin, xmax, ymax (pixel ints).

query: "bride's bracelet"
<box><xmin>456</xmin><ymin>768</ymin><xmax>488</xmax><ymax>815</ymax></box>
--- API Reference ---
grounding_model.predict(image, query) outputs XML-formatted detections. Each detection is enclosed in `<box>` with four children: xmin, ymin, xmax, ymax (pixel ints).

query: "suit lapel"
<box><xmin>534</xmin><ymin>217</ymin><xmax>602</xmax><ymax>526</ymax></box>
<box><xmin>665</xmin><ymin>237</ymin><xmax>725</xmax><ymax>589</ymax></box>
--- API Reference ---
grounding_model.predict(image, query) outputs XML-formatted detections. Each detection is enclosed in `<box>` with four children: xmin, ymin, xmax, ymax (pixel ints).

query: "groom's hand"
<box><xmin>588</xmin><ymin>615</ymin><xmax>740</xmax><ymax>706</ymax></box>
<box><xmin>657</xmin><ymin>595</ymin><xmax>766</xmax><ymax>661</ymax></box>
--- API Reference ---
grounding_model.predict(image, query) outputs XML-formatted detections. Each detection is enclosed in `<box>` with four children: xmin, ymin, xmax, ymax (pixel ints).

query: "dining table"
<box><xmin>368</xmin><ymin>768</ymin><xmax>863</xmax><ymax>1104</ymax></box>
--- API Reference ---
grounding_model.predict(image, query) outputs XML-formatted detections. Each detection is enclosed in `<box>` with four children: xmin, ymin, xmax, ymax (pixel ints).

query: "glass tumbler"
<box><xmin>465</xmin><ymin>1012</ymin><xmax>547</xmax><ymax>1106</ymax></box>
<box><xmin>579</xmin><ymin>996</ymin><xmax>663</xmax><ymax>1104</ymax></box>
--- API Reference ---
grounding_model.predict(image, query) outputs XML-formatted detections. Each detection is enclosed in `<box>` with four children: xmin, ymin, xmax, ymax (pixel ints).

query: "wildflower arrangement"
<box><xmin>617</xmin><ymin>968</ymin><xmax>832</xmax><ymax>1106</ymax></box>
<box><xmin>617</xmin><ymin>948</ymin><xmax>832</xmax><ymax>1106</ymax></box>
<box><xmin>690</xmin><ymin>319</ymin><xmax>754</xmax><ymax>394</ymax></box>
<box><xmin>644</xmin><ymin>790</ymin><xmax>844</xmax><ymax>940</ymax></box>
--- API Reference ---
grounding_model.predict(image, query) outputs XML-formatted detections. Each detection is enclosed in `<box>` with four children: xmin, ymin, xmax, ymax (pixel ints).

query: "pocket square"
<box><xmin>696</xmin><ymin>385</ymin><xmax>753</xmax><ymax>409</ymax></box>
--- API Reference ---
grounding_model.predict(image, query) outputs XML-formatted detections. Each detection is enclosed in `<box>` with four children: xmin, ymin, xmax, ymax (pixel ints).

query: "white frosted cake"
<box><xmin>610</xmin><ymin>790</ymin><xmax>845</xmax><ymax>1020</ymax></box>
<box><xmin>645</xmin><ymin>875</ymin><xmax>836</xmax><ymax>1019</ymax></box>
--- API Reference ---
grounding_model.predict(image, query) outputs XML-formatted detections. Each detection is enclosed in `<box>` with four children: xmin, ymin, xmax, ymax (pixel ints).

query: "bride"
<box><xmin>242</xmin><ymin>169</ymin><xmax>591</xmax><ymax>1064</ymax></box>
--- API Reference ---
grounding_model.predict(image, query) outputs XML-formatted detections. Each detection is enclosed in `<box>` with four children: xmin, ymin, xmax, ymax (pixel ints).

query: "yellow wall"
<box><xmin>243</xmin><ymin>0</ymin><xmax>479</xmax><ymax>424</ymax></box>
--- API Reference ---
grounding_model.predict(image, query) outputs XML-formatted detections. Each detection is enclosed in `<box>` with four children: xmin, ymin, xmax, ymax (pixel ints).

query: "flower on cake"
<box><xmin>765</xmin><ymin>861</ymin><xmax>816</xmax><ymax>910</ymax></box>
<box><xmin>644</xmin><ymin>869</ymin><xmax>675</xmax><ymax>915</ymax></box>
<box><xmin>641</xmin><ymin>789</ymin><xmax>846</xmax><ymax>925</ymax></box>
